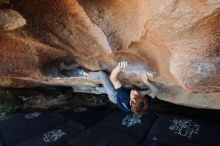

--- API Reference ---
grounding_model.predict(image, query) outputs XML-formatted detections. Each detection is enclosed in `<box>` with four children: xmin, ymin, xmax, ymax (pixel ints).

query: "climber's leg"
<box><xmin>88</xmin><ymin>71</ymin><xmax>117</xmax><ymax>103</ymax></box>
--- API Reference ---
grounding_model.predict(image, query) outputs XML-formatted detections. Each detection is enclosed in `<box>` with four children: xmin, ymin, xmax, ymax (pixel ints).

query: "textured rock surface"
<box><xmin>0</xmin><ymin>0</ymin><xmax>219</xmax><ymax>109</ymax></box>
<box><xmin>0</xmin><ymin>9</ymin><xmax>26</xmax><ymax>31</ymax></box>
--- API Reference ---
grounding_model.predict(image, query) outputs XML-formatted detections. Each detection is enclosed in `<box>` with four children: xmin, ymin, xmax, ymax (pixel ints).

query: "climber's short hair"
<box><xmin>130</xmin><ymin>93</ymin><xmax>147</xmax><ymax>115</ymax></box>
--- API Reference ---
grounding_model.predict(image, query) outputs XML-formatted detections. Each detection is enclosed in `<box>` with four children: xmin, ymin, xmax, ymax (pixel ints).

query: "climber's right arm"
<box><xmin>110</xmin><ymin>61</ymin><xmax>127</xmax><ymax>89</ymax></box>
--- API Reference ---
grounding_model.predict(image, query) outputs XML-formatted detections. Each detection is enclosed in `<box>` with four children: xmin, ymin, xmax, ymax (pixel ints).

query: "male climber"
<box><xmin>81</xmin><ymin>61</ymin><xmax>158</xmax><ymax>115</ymax></box>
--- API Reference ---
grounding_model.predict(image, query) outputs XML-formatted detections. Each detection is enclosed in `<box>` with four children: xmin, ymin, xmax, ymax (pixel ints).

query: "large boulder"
<box><xmin>0</xmin><ymin>0</ymin><xmax>219</xmax><ymax>109</ymax></box>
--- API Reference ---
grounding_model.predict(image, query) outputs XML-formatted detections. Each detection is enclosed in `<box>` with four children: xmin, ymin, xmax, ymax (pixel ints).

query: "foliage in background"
<box><xmin>0</xmin><ymin>90</ymin><xmax>15</xmax><ymax>116</ymax></box>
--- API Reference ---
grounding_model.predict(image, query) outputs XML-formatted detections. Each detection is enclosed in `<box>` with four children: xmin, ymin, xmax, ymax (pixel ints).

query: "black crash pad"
<box><xmin>144</xmin><ymin>114</ymin><xmax>220</xmax><ymax>146</ymax></box>
<box><xmin>0</xmin><ymin>112</ymin><xmax>66</xmax><ymax>146</ymax></box>
<box><xmin>68</xmin><ymin>111</ymin><xmax>158</xmax><ymax>146</ymax></box>
<box><xmin>95</xmin><ymin>111</ymin><xmax>158</xmax><ymax>138</ymax></box>
<box><xmin>68</xmin><ymin>126</ymin><xmax>142</xmax><ymax>146</ymax></box>
<box><xmin>14</xmin><ymin>122</ymin><xmax>83</xmax><ymax>146</ymax></box>
<box><xmin>59</xmin><ymin>106</ymin><xmax>112</xmax><ymax>128</ymax></box>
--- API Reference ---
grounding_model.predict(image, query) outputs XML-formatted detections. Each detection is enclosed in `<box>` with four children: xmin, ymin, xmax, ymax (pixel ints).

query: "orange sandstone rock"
<box><xmin>0</xmin><ymin>0</ymin><xmax>219</xmax><ymax>109</ymax></box>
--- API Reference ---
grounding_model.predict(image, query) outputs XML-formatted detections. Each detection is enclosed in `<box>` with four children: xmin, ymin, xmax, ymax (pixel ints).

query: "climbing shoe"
<box><xmin>60</xmin><ymin>67</ymin><xmax>85</xmax><ymax>77</ymax></box>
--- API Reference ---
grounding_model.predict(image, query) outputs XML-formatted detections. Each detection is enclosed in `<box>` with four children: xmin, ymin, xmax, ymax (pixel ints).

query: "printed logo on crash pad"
<box><xmin>24</xmin><ymin>112</ymin><xmax>43</xmax><ymax>119</ymax></box>
<box><xmin>73</xmin><ymin>107</ymin><xmax>87</xmax><ymax>112</ymax></box>
<box><xmin>169</xmin><ymin>119</ymin><xmax>200</xmax><ymax>138</ymax></box>
<box><xmin>122</xmin><ymin>114</ymin><xmax>142</xmax><ymax>127</ymax></box>
<box><xmin>42</xmin><ymin>129</ymin><xmax>66</xmax><ymax>142</ymax></box>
